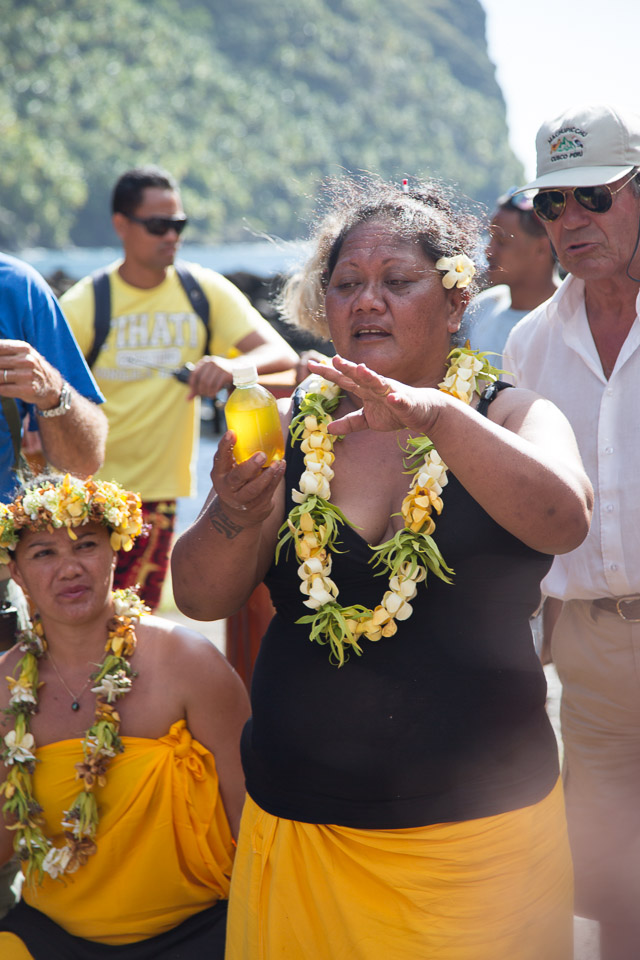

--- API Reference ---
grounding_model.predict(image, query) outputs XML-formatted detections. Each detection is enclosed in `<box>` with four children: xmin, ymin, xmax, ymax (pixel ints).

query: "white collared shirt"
<box><xmin>503</xmin><ymin>274</ymin><xmax>640</xmax><ymax>601</ymax></box>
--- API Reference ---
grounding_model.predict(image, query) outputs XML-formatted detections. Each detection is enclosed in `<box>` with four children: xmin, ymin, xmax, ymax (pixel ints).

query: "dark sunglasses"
<box><xmin>532</xmin><ymin>172</ymin><xmax>637</xmax><ymax>223</ymax></box>
<box><xmin>125</xmin><ymin>214</ymin><xmax>188</xmax><ymax>236</ymax></box>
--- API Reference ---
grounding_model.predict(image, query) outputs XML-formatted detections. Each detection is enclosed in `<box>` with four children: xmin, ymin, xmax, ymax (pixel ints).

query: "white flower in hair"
<box><xmin>435</xmin><ymin>254</ymin><xmax>476</xmax><ymax>289</ymax></box>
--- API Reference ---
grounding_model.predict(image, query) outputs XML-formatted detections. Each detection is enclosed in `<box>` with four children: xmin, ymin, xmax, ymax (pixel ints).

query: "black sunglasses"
<box><xmin>125</xmin><ymin>214</ymin><xmax>188</xmax><ymax>236</ymax></box>
<box><xmin>532</xmin><ymin>172</ymin><xmax>637</xmax><ymax>223</ymax></box>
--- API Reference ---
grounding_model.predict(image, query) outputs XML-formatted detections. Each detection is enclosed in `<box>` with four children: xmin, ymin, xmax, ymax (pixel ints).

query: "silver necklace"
<box><xmin>47</xmin><ymin>650</ymin><xmax>92</xmax><ymax>711</ymax></box>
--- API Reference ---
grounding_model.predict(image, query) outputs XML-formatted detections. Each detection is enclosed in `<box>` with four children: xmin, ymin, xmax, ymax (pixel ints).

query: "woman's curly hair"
<box><xmin>278</xmin><ymin>176</ymin><xmax>483</xmax><ymax>339</ymax></box>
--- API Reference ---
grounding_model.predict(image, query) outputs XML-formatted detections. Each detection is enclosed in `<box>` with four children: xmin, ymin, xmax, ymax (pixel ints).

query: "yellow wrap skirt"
<box><xmin>225</xmin><ymin>779</ymin><xmax>573</xmax><ymax>960</ymax></box>
<box><xmin>5</xmin><ymin>719</ymin><xmax>233</xmax><ymax>951</ymax></box>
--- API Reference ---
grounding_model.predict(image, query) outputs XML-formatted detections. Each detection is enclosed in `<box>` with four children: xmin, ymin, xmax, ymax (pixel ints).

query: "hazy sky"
<box><xmin>480</xmin><ymin>0</ymin><xmax>640</xmax><ymax>181</ymax></box>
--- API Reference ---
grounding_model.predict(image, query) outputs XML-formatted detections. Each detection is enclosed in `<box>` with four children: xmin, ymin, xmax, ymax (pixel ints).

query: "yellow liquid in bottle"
<box><xmin>225</xmin><ymin>383</ymin><xmax>285</xmax><ymax>466</ymax></box>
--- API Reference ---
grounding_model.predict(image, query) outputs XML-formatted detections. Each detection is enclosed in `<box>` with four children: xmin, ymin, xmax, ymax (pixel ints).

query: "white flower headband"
<box><xmin>0</xmin><ymin>474</ymin><xmax>145</xmax><ymax>563</ymax></box>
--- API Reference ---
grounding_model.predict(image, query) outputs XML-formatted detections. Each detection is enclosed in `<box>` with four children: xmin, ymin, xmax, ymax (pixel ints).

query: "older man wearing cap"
<box><xmin>504</xmin><ymin>103</ymin><xmax>640</xmax><ymax>960</ymax></box>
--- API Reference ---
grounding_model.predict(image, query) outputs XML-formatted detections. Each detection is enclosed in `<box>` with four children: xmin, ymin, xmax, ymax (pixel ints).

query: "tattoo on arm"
<box><xmin>208</xmin><ymin>498</ymin><xmax>244</xmax><ymax>539</ymax></box>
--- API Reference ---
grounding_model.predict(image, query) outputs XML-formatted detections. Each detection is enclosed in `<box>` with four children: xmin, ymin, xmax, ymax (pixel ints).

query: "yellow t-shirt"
<box><xmin>61</xmin><ymin>261</ymin><xmax>273</xmax><ymax>500</ymax></box>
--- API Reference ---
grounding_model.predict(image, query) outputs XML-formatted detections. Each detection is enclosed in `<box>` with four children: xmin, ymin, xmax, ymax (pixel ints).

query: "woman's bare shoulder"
<box><xmin>135</xmin><ymin>615</ymin><xmax>246</xmax><ymax>698</ymax></box>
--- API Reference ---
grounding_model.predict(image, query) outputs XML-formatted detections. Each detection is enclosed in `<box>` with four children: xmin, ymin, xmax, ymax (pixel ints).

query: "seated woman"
<box><xmin>0</xmin><ymin>472</ymin><xmax>250</xmax><ymax>960</ymax></box>
<box><xmin>171</xmin><ymin>178</ymin><xmax>593</xmax><ymax>960</ymax></box>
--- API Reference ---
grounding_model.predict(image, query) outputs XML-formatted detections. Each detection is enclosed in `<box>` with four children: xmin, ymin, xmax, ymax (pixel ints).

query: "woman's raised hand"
<box><xmin>308</xmin><ymin>357</ymin><xmax>442</xmax><ymax>435</ymax></box>
<box><xmin>211</xmin><ymin>430</ymin><xmax>285</xmax><ymax>525</ymax></box>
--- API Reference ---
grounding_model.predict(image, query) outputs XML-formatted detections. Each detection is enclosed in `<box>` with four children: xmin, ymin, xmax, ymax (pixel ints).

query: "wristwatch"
<box><xmin>37</xmin><ymin>382</ymin><xmax>72</xmax><ymax>418</ymax></box>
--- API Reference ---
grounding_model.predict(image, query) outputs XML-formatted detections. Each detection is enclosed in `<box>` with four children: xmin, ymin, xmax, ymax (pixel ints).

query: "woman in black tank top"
<box><xmin>171</xmin><ymin>178</ymin><xmax>592</xmax><ymax>960</ymax></box>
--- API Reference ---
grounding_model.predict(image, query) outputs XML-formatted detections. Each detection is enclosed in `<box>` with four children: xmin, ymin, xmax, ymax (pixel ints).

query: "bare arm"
<box><xmin>174</xmin><ymin>633</ymin><xmax>251</xmax><ymax>840</ymax></box>
<box><xmin>171</xmin><ymin>429</ymin><xmax>286</xmax><ymax>621</ymax></box>
<box><xmin>0</xmin><ymin>339</ymin><xmax>107</xmax><ymax>476</ymax></box>
<box><xmin>186</xmin><ymin>328</ymin><xmax>298</xmax><ymax>400</ymax></box>
<box><xmin>310</xmin><ymin>357</ymin><xmax>593</xmax><ymax>556</ymax></box>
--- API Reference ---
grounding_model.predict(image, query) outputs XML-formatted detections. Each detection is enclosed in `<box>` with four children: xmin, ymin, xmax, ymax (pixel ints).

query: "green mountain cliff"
<box><xmin>0</xmin><ymin>0</ymin><xmax>521</xmax><ymax>249</ymax></box>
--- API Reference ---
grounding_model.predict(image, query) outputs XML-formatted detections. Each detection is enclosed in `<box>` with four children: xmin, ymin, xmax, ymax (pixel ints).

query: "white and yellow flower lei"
<box><xmin>0</xmin><ymin>589</ymin><xmax>147</xmax><ymax>885</ymax></box>
<box><xmin>276</xmin><ymin>346</ymin><xmax>502</xmax><ymax>666</ymax></box>
<box><xmin>0</xmin><ymin>474</ymin><xmax>145</xmax><ymax>564</ymax></box>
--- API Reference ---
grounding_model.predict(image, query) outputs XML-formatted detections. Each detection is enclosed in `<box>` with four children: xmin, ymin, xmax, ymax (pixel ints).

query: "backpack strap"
<box><xmin>174</xmin><ymin>261</ymin><xmax>211</xmax><ymax>352</ymax></box>
<box><xmin>87</xmin><ymin>263</ymin><xmax>211</xmax><ymax>368</ymax></box>
<box><xmin>87</xmin><ymin>268</ymin><xmax>112</xmax><ymax>369</ymax></box>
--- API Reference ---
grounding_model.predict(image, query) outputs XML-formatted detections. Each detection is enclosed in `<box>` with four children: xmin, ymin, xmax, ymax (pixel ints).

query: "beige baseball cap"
<box><xmin>517</xmin><ymin>104</ymin><xmax>640</xmax><ymax>192</ymax></box>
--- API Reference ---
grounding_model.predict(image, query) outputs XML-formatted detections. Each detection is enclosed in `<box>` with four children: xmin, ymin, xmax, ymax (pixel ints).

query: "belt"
<box><xmin>592</xmin><ymin>596</ymin><xmax>640</xmax><ymax>622</ymax></box>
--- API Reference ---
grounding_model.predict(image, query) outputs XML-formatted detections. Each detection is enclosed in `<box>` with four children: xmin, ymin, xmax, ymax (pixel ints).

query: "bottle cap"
<box><xmin>232</xmin><ymin>360</ymin><xmax>258</xmax><ymax>386</ymax></box>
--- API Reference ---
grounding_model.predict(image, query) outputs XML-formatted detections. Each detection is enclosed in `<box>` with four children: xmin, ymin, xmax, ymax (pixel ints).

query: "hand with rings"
<box><xmin>307</xmin><ymin>355</ymin><xmax>443</xmax><ymax>436</ymax></box>
<box><xmin>0</xmin><ymin>339</ymin><xmax>65</xmax><ymax>407</ymax></box>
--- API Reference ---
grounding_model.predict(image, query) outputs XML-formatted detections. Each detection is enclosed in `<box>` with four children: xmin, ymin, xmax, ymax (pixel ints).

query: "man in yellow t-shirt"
<box><xmin>61</xmin><ymin>166</ymin><xmax>297</xmax><ymax>609</ymax></box>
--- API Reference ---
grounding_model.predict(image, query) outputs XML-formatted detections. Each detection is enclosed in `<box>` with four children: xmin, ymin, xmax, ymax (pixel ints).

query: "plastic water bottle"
<box><xmin>224</xmin><ymin>361</ymin><xmax>285</xmax><ymax>466</ymax></box>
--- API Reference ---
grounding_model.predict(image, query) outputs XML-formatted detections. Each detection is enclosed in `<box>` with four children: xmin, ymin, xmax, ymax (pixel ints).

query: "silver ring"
<box><xmin>3</xmin><ymin>370</ymin><xmax>7</xmax><ymax>384</ymax></box>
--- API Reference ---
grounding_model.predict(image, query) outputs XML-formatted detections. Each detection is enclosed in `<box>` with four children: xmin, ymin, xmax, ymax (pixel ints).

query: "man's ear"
<box><xmin>112</xmin><ymin>213</ymin><xmax>128</xmax><ymax>243</ymax></box>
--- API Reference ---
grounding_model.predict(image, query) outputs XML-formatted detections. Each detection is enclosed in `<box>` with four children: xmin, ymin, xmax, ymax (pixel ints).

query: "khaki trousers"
<box><xmin>553</xmin><ymin>598</ymin><xmax>640</xmax><ymax>923</ymax></box>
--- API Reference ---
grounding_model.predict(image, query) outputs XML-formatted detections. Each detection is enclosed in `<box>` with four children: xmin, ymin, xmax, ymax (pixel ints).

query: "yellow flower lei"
<box><xmin>276</xmin><ymin>346</ymin><xmax>503</xmax><ymax>666</ymax></box>
<box><xmin>0</xmin><ymin>473</ymin><xmax>145</xmax><ymax>565</ymax></box>
<box><xmin>0</xmin><ymin>588</ymin><xmax>148</xmax><ymax>885</ymax></box>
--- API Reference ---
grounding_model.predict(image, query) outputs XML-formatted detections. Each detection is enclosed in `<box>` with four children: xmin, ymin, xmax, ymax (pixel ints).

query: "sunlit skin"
<box><xmin>0</xmin><ymin>520</ymin><xmax>251</xmax><ymax>841</ymax></box>
<box><xmin>324</xmin><ymin>221</ymin><xmax>465</xmax><ymax>389</ymax></box>
<box><xmin>113</xmin><ymin>186</ymin><xmax>185</xmax><ymax>286</ymax></box>
<box><xmin>9</xmin><ymin>524</ymin><xmax>116</xmax><ymax>632</ymax></box>
<box><xmin>541</xmin><ymin>174</ymin><xmax>640</xmax><ymax>285</ymax></box>
<box><xmin>541</xmin><ymin>174</ymin><xmax>640</xmax><ymax>378</ymax></box>
<box><xmin>487</xmin><ymin>209</ymin><xmax>535</xmax><ymax>287</ymax></box>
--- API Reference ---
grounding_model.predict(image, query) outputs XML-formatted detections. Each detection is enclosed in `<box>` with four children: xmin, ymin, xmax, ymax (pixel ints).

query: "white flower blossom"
<box><xmin>112</xmin><ymin>590</ymin><xmax>148</xmax><ymax>619</ymax></box>
<box><xmin>90</xmin><ymin>671</ymin><xmax>132</xmax><ymax>703</ymax></box>
<box><xmin>8</xmin><ymin>682</ymin><xmax>37</xmax><ymax>707</ymax></box>
<box><xmin>435</xmin><ymin>254</ymin><xmax>476</xmax><ymax>289</ymax></box>
<box><xmin>84</xmin><ymin>736</ymin><xmax>117</xmax><ymax>758</ymax></box>
<box><xmin>305</xmin><ymin>374</ymin><xmax>341</xmax><ymax>400</ymax></box>
<box><xmin>42</xmin><ymin>845</ymin><xmax>72</xmax><ymax>879</ymax></box>
<box><xmin>4</xmin><ymin>729</ymin><xmax>36</xmax><ymax>764</ymax></box>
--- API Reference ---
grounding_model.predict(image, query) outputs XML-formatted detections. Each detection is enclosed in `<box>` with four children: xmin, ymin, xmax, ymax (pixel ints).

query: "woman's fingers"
<box><xmin>212</xmin><ymin>430</ymin><xmax>285</xmax><ymax>520</ymax></box>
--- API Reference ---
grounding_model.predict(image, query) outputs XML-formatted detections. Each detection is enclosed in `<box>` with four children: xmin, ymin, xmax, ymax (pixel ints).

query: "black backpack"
<box><xmin>87</xmin><ymin>261</ymin><xmax>211</xmax><ymax>368</ymax></box>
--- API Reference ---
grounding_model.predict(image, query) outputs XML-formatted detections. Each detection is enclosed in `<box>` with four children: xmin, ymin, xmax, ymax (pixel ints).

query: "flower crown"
<box><xmin>435</xmin><ymin>253</ymin><xmax>476</xmax><ymax>289</ymax></box>
<box><xmin>0</xmin><ymin>474</ymin><xmax>145</xmax><ymax>563</ymax></box>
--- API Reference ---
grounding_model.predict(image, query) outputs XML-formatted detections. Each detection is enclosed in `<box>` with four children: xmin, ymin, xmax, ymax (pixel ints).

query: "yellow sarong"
<box><xmin>226</xmin><ymin>779</ymin><xmax>573</xmax><ymax>960</ymax></box>
<box><xmin>21</xmin><ymin>719</ymin><xmax>234</xmax><ymax>945</ymax></box>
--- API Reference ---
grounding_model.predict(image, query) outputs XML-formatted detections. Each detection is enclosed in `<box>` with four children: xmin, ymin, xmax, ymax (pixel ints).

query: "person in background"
<box><xmin>0</xmin><ymin>252</ymin><xmax>107</xmax><ymax>920</ymax></box>
<box><xmin>504</xmin><ymin>103</ymin><xmax>640</xmax><ymax>960</ymax></box>
<box><xmin>0</xmin><ymin>472</ymin><xmax>250</xmax><ymax>960</ymax></box>
<box><xmin>468</xmin><ymin>188</ymin><xmax>557</xmax><ymax>362</ymax></box>
<box><xmin>0</xmin><ymin>253</ymin><xmax>106</xmax><ymax>504</ymax></box>
<box><xmin>171</xmin><ymin>177</ymin><xmax>591</xmax><ymax>960</ymax></box>
<box><xmin>61</xmin><ymin>166</ymin><xmax>298</xmax><ymax>610</ymax></box>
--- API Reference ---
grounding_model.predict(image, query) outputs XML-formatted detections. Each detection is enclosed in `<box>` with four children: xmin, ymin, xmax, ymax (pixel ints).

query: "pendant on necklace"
<box><xmin>71</xmin><ymin>701</ymin><xmax>80</xmax><ymax>711</ymax></box>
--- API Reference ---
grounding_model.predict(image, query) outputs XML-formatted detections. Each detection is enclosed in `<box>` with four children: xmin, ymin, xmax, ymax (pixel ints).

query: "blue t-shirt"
<box><xmin>0</xmin><ymin>253</ymin><xmax>104</xmax><ymax>501</ymax></box>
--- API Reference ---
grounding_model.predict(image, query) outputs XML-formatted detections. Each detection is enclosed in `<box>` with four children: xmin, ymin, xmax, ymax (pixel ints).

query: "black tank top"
<box><xmin>241</xmin><ymin>385</ymin><xmax>558</xmax><ymax>828</ymax></box>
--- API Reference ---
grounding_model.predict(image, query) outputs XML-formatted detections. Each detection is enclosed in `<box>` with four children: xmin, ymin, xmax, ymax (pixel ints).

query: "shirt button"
<box><xmin>605</xmin><ymin>503</ymin><xmax>614</xmax><ymax>512</ymax></box>
<box><xmin>605</xmin><ymin>446</ymin><xmax>614</xmax><ymax>454</ymax></box>
<box><xmin>610</xmin><ymin>563</ymin><xmax>618</xmax><ymax>571</ymax></box>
